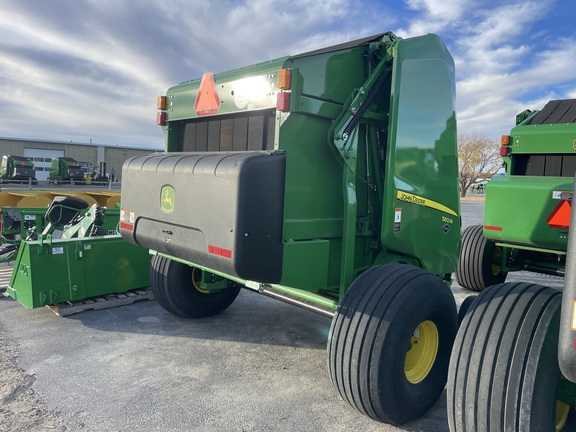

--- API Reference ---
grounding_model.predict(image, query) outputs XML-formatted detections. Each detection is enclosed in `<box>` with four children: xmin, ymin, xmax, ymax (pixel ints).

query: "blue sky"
<box><xmin>0</xmin><ymin>0</ymin><xmax>574</xmax><ymax>150</ymax></box>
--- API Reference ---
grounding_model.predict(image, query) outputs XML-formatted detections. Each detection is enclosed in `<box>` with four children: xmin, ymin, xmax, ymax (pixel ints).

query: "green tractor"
<box><xmin>121</xmin><ymin>32</ymin><xmax>461</xmax><ymax>426</ymax></box>
<box><xmin>449</xmin><ymin>99</ymin><xmax>576</xmax><ymax>430</ymax></box>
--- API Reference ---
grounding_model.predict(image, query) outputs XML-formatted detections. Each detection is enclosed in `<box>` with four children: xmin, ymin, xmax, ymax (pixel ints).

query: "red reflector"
<box><xmin>499</xmin><ymin>146</ymin><xmax>509</xmax><ymax>156</ymax></box>
<box><xmin>547</xmin><ymin>200</ymin><xmax>571</xmax><ymax>229</ymax></box>
<box><xmin>156</xmin><ymin>111</ymin><xmax>166</xmax><ymax>126</ymax></box>
<box><xmin>120</xmin><ymin>222</ymin><xmax>134</xmax><ymax>231</ymax></box>
<box><xmin>277</xmin><ymin>92</ymin><xmax>290</xmax><ymax>112</ymax></box>
<box><xmin>484</xmin><ymin>225</ymin><xmax>503</xmax><ymax>231</ymax></box>
<box><xmin>208</xmin><ymin>245</ymin><xmax>232</xmax><ymax>259</ymax></box>
<box><xmin>195</xmin><ymin>72</ymin><xmax>220</xmax><ymax>116</ymax></box>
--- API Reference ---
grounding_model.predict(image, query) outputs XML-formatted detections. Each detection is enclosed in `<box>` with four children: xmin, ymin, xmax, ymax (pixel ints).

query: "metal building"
<box><xmin>0</xmin><ymin>137</ymin><xmax>162</xmax><ymax>181</ymax></box>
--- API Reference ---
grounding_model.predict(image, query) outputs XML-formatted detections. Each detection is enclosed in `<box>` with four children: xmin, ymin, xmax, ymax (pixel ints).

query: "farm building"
<box><xmin>0</xmin><ymin>137</ymin><xmax>161</xmax><ymax>181</ymax></box>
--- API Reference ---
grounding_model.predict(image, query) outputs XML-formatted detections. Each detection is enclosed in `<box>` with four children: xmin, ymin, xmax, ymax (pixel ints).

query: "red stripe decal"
<box><xmin>208</xmin><ymin>245</ymin><xmax>232</xmax><ymax>259</ymax></box>
<box><xmin>484</xmin><ymin>225</ymin><xmax>503</xmax><ymax>231</ymax></box>
<box><xmin>120</xmin><ymin>222</ymin><xmax>133</xmax><ymax>231</ymax></box>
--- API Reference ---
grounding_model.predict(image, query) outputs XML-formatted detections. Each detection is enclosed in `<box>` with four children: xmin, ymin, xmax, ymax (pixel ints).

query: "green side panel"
<box><xmin>382</xmin><ymin>35</ymin><xmax>460</xmax><ymax>274</ymax></box>
<box><xmin>510</xmin><ymin>123</ymin><xmax>576</xmax><ymax>154</ymax></box>
<box><xmin>281</xmin><ymin>240</ymin><xmax>330</xmax><ymax>291</ymax></box>
<box><xmin>276</xmin><ymin>45</ymin><xmax>371</xmax><ymax>292</ymax></box>
<box><xmin>6</xmin><ymin>237</ymin><xmax>151</xmax><ymax>308</ymax></box>
<box><xmin>484</xmin><ymin>176</ymin><xmax>572</xmax><ymax>250</ymax></box>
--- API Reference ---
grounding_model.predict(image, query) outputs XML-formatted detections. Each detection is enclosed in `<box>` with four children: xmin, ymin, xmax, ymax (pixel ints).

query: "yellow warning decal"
<box><xmin>396</xmin><ymin>190</ymin><xmax>458</xmax><ymax>217</ymax></box>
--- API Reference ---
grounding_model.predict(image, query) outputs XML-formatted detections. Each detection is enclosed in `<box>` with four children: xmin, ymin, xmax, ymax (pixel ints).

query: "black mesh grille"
<box><xmin>179</xmin><ymin>109</ymin><xmax>276</xmax><ymax>152</ymax></box>
<box><xmin>513</xmin><ymin>154</ymin><xmax>576</xmax><ymax>177</ymax></box>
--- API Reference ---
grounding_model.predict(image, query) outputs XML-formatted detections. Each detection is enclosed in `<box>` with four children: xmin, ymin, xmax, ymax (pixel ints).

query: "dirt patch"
<box><xmin>0</xmin><ymin>332</ymin><xmax>67</xmax><ymax>431</ymax></box>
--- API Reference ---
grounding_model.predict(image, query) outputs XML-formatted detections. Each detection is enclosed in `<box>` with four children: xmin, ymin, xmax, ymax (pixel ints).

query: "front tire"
<box><xmin>456</xmin><ymin>224</ymin><xmax>507</xmax><ymax>291</ymax></box>
<box><xmin>447</xmin><ymin>282</ymin><xmax>567</xmax><ymax>431</ymax></box>
<box><xmin>150</xmin><ymin>255</ymin><xmax>240</xmax><ymax>318</ymax></box>
<box><xmin>327</xmin><ymin>264</ymin><xmax>457</xmax><ymax>425</ymax></box>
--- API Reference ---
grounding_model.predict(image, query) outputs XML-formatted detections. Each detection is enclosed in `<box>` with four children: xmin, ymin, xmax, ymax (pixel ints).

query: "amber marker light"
<box><xmin>277</xmin><ymin>69</ymin><xmax>292</xmax><ymax>90</ymax></box>
<box><xmin>501</xmin><ymin>135</ymin><xmax>510</xmax><ymax>146</ymax></box>
<box><xmin>157</xmin><ymin>96</ymin><xmax>167</xmax><ymax>110</ymax></box>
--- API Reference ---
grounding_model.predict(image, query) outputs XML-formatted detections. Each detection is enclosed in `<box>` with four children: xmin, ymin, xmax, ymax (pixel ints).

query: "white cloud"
<box><xmin>0</xmin><ymin>0</ymin><xmax>573</xmax><ymax>148</ymax></box>
<box><xmin>397</xmin><ymin>0</ymin><xmax>474</xmax><ymax>37</ymax></box>
<box><xmin>405</xmin><ymin>0</ymin><xmax>469</xmax><ymax>20</ymax></box>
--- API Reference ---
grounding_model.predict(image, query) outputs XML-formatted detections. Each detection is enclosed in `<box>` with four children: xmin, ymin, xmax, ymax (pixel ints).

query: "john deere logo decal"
<box><xmin>161</xmin><ymin>185</ymin><xmax>175</xmax><ymax>213</ymax></box>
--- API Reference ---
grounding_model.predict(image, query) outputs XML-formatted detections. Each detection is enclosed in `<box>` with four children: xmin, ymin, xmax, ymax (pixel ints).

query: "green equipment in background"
<box><xmin>48</xmin><ymin>157</ymin><xmax>85</xmax><ymax>184</ymax></box>
<box><xmin>4</xmin><ymin>195</ymin><xmax>150</xmax><ymax>308</ymax></box>
<box><xmin>457</xmin><ymin>99</ymin><xmax>576</xmax><ymax>290</ymax></box>
<box><xmin>449</xmin><ymin>100</ymin><xmax>576</xmax><ymax>431</ymax></box>
<box><xmin>0</xmin><ymin>155</ymin><xmax>37</xmax><ymax>184</ymax></box>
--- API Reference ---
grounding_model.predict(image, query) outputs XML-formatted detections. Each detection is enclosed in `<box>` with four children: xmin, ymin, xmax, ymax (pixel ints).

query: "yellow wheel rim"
<box><xmin>191</xmin><ymin>268</ymin><xmax>209</xmax><ymax>294</ymax></box>
<box><xmin>490</xmin><ymin>246</ymin><xmax>503</xmax><ymax>276</ymax></box>
<box><xmin>404</xmin><ymin>320</ymin><xmax>439</xmax><ymax>384</ymax></box>
<box><xmin>556</xmin><ymin>401</ymin><xmax>570</xmax><ymax>431</ymax></box>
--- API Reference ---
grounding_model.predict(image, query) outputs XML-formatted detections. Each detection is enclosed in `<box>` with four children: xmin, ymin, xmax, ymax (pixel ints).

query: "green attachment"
<box><xmin>6</xmin><ymin>236</ymin><xmax>150</xmax><ymax>308</ymax></box>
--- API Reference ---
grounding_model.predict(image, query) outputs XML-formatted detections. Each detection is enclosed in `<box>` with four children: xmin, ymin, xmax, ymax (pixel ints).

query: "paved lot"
<box><xmin>0</xmin><ymin>200</ymin><xmax>563</xmax><ymax>431</ymax></box>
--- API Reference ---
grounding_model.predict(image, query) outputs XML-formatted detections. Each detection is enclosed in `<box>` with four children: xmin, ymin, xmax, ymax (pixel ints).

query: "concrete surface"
<box><xmin>0</xmin><ymin>200</ymin><xmax>563</xmax><ymax>431</ymax></box>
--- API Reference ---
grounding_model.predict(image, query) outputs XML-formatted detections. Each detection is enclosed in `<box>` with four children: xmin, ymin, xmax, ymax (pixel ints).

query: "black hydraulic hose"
<box><xmin>559</xmin><ymin>175</ymin><xmax>576</xmax><ymax>382</ymax></box>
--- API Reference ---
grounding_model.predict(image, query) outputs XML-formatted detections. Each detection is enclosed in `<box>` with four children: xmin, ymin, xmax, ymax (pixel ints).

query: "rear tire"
<box><xmin>456</xmin><ymin>224</ymin><xmax>506</xmax><ymax>291</ymax></box>
<box><xmin>327</xmin><ymin>264</ymin><xmax>457</xmax><ymax>425</ymax></box>
<box><xmin>447</xmin><ymin>282</ymin><xmax>566</xmax><ymax>431</ymax></box>
<box><xmin>457</xmin><ymin>295</ymin><xmax>476</xmax><ymax>326</ymax></box>
<box><xmin>149</xmin><ymin>255</ymin><xmax>240</xmax><ymax>318</ymax></box>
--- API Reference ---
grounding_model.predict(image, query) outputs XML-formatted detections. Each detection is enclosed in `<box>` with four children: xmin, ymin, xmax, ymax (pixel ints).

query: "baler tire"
<box><xmin>457</xmin><ymin>295</ymin><xmax>476</xmax><ymax>326</ymax></box>
<box><xmin>447</xmin><ymin>282</ymin><xmax>566</xmax><ymax>431</ymax></box>
<box><xmin>456</xmin><ymin>224</ymin><xmax>506</xmax><ymax>292</ymax></box>
<box><xmin>149</xmin><ymin>255</ymin><xmax>240</xmax><ymax>318</ymax></box>
<box><xmin>327</xmin><ymin>263</ymin><xmax>457</xmax><ymax>426</ymax></box>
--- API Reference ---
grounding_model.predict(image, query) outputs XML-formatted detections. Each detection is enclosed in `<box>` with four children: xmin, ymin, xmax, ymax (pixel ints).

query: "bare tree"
<box><xmin>458</xmin><ymin>132</ymin><xmax>501</xmax><ymax>197</ymax></box>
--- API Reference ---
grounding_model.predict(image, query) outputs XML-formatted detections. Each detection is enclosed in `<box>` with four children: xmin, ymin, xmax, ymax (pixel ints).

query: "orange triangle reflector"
<box><xmin>547</xmin><ymin>200</ymin><xmax>571</xmax><ymax>229</ymax></box>
<box><xmin>195</xmin><ymin>72</ymin><xmax>220</xmax><ymax>116</ymax></box>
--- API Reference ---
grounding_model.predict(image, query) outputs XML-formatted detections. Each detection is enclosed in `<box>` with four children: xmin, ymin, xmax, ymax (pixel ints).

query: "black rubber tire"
<box><xmin>53</xmin><ymin>176</ymin><xmax>62</xmax><ymax>185</ymax></box>
<box><xmin>457</xmin><ymin>295</ymin><xmax>477</xmax><ymax>326</ymax></box>
<box><xmin>447</xmin><ymin>282</ymin><xmax>564</xmax><ymax>431</ymax></box>
<box><xmin>149</xmin><ymin>255</ymin><xmax>240</xmax><ymax>318</ymax></box>
<box><xmin>456</xmin><ymin>224</ymin><xmax>507</xmax><ymax>292</ymax></box>
<box><xmin>327</xmin><ymin>263</ymin><xmax>458</xmax><ymax>425</ymax></box>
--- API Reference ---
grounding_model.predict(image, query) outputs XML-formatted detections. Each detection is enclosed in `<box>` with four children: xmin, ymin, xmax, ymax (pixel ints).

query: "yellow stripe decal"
<box><xmin>396</xmin><ymin>190</ymin><xmax>458</xmax><ymax>217</ymax></box>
